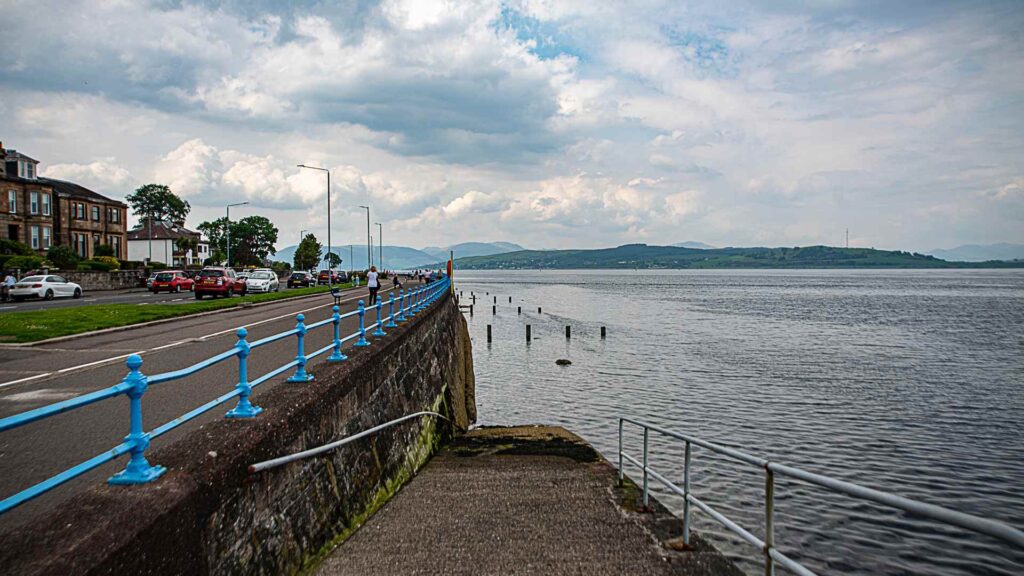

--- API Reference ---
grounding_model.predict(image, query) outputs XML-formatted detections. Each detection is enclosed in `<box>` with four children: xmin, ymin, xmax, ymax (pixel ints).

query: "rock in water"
<box><xmin>555</xmin><ymin>359</ymin><xmax>572</xmax><ymax>366</ymax></box>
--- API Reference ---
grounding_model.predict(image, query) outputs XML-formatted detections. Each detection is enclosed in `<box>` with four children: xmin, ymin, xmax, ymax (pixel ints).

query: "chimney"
<box><xmin>0</xmin><ymin>142</ymin><xmax>6</xmax><ymax>178</ymax></box>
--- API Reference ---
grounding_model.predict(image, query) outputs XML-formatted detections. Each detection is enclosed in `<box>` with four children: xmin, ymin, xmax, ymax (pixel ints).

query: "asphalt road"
<box><xmin>0</xmin><ymin>285</ymin><xmax>314</xmax><ymax>312</ymax></box>
<box><xmin>0</xmin><ymin>282</ymin><xmax>402</xmax><ymax>529</ymax></box>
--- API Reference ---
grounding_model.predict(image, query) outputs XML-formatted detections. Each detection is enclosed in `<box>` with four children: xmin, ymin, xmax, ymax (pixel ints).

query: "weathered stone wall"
<box><xmin>0</xmin><ymin>295</ymin><xmax>475</xmax><ymax>576</ymax></box>
<box><xmin>57</xmin><ymin>269</ymin><xmax>145</xmax><ymax>290</ymax></box>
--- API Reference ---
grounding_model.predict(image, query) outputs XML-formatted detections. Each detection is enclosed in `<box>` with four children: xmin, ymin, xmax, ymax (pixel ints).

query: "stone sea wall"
<box><xmin>0</xmin><ymin>294</ymin><xmax>475</xmax><ymax>576</ymax></box>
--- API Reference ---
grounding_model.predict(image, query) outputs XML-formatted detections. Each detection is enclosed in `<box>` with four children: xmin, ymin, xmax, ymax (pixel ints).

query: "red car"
<box><xmin>150</xmin><ymin>270</ymin><xmax>195</xmax><ymax>293</ymax></box>
<box><xmin>194</xmin><ymin>267</ymin><xmax>247</xmax><ymax>299</ymax></box>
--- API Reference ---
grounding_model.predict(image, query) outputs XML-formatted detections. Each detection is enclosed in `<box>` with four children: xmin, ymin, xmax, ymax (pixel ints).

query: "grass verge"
<box><xmin>0</xmin><ymin>283</ymin><xmax>353</xmax><ymax>343</ymax></box>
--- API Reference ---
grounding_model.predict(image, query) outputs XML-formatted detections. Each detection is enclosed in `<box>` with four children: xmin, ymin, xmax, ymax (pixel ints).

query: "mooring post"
<box><xmin>538</xmin><ymin>306</ymin><xmax>542</xmax><ymax>314</ymax></box>
<box><xmin>526</xmin><ymin>324</ymin><xmax>531</xmax><ymax>342</ymax></box>
<box><xmin>492</xmin><ymin>305</ymin><xmax>496</xmax><ymax>315</ymax></box>
<box><xmin>487</xmin><ymin>324</ymin><xmax>492</xmax><ymax>343</ymax></box>
<box><xmin>517</xmin><ymin>306</ymin><xmax>521</xmax><ymax>315</ymax></box>
<box><xmin>108</xmin><ymin>355</ymin><xmax>166</xmax><ymax>484</ymax></box>
<box><xmin>493</xmin><ymin>295</ymin><xmax>497</xmax><ymax>304</ymax></box>
<box><xmin>601</xmin><ymin>326</ymin><xmax>606</xmax><ymax>339</ymax></box>
<box><xmin>227</xmin><ymin>327</ymin><xmax>263</xmax><ymax>416</ymax></box>
<box><xmin>566</xmin><ymin>326</ymin><xmax>571</xmax><ymax>339</ymax></box>
<box><xmin>287</xmin><ymin>314</ymin><xmax>314</xmax><ymax>382</ymax></box>
<box><xmin>354</xmin><ymin>301</ymin><xmax>370</xmax><ymax>346</ymax></box>
<box><xmin>508</xmin><ymin>296</ymin><xmax>512</xmax><ymax>303</ymax></box>
<box><xmin>469</xmin><ymin>304</ymin><xmax>474</xmax><ymax>316</ymax></box>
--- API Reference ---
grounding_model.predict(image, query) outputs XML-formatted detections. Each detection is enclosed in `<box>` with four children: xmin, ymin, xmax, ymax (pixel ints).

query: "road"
<box><xmin>0</xmin><ymin>285</ymin><xmax>316</xmax><ymax>312</ymax></box>
<box><xmin>0</xmin><ymin>282</ymin><xmax>403</xmax><ymax>529</ymax></box>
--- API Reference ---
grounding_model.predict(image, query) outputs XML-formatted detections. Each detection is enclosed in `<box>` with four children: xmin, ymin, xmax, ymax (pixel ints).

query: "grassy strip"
<box><xmin>0</xmin><ymin>283</ymin><xmax>354</xmax><ymax>343</ymax></box>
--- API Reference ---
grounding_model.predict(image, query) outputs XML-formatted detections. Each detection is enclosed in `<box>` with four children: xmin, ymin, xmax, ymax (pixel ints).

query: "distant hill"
<box><xmin>273</xmin><ymin>244</ymin><xmax>439</xmax><ymax>270</ymax></box>
<box><xmin>450</xmin><ymin>244</ymin><xmax>1024</xmax><ymax>270</ymax></box>
<box><xmin>672</xmin><ymin>241</ymin><xmax>716</xmax><ymax>249</ymax></box>
<box><xmin>926</xmin><ymin>243</ymin><xmax>1024</xmax><ymax>262</ymax></box>
<box><xmin>421</xmin><ymin>241</ymin><xmax>525</xmax><ymax>260</ymax></box>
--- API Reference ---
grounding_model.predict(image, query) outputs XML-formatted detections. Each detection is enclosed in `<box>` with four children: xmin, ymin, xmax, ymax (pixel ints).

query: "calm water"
<box><xmin>455</xmin><ymin>269</ymin><xmax>1024</xmax><ymax>576</ymax></box>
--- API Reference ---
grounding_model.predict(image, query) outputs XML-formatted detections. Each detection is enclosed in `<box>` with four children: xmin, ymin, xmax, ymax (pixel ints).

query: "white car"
<box><xmin>245</xmin><ymin>271</ymin><xmax>279</xmax><ymax>293</ymax></box>
<box><xmin>10</xmin><ymin>275</ymin><xmax>83</xmax><ymax>301</ymax></box>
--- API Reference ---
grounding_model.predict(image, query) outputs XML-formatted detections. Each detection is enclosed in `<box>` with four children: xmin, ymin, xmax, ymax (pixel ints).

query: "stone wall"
<box><xmin>0</xmin><ymin>295</ymin><xmax>475</xmax><ymax>576</ymax></box>
<box><xmin>58</xmin><ymin>269</ymin><xmax>145</xmax><ymax>290</ymax></box>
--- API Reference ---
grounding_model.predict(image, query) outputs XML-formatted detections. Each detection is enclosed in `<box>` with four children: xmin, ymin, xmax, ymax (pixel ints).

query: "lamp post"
<box><xmin>359</xmin><ymin>205</ymin><xmax>371</xmax><ymax>269</ymax></box>
<box><xmin>225</xmin><ymin>201</ymin><xmax>248</xmax><ymax>267</ymax></box>
<box><xmin>298</xmin><ymin>164</ymin><xmax>331</xmax><ymax>274</ymax></box>
<box><xmin>375</xmin><ymin>222</ymin><xmax>383</xmax><ymax>272</ymax></box>
<box><xmin>349</xmin><ymin>245</ymin><xmax>353</xmax><ymax>277</ymax></box>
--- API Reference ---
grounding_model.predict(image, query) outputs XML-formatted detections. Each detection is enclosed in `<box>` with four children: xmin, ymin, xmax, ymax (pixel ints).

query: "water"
<box><xmin>455</xmin><ymin>269</ymin><xmax>1024</xmax><ymax>575</ymax></box>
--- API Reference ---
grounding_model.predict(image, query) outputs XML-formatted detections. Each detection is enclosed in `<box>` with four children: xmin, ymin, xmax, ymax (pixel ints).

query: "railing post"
<box><xmin>108</xmin><ymin>355</ymin><xmax>166</xmax><ymax>484</ymax></box>
<box><xmin>765</xmin><ymin>467</ymin><xmax>775</xmax><ymax>576</ymax></box>
<box><xmin>396</xmin><ymin>289</ymin><xmax>407</xmax><ymax>323</ymax></box>
<box><xmin>642</xmin><ymin>426</ymin><xmax>649</xmax><ymax>509</ymax></box>
<box><xmin>618</xmin><ymin>418</ymin><xmax>624</xmax><ymax>487</ymax></box>
<box><xmin>328</xmin><ymin>305</ymin><xmax>347</xmax><ymax>362</ymax></box>
<box><xmin>287</xmin><ymin>313</ymin><xmax>314</xmax><ymax>382</ymax></box>
<box><xmin>373</xmin><ymin>298</ymin><xmax>387</xmax><ymax>337</ymax></box>
<box><xmin>354</xmin><ymin>300</ymin><xmax>370</xmax><ymax>346</ymax></box>
<box><xmin>385</xmin><ymin>293</ymin><xmax>398</xmax><ymax>328</ymax></box>
<box><xmin>683</xmin><ymin>441</ymin><xmax>692</xmax><ymax>545</ymax></box>
<box><xmin>226</xmin><ymin>328</ymin><xmax>262</xmax><ymax>418</ymax></box>
<box><xmin>408</xmin><ymin>288</ymin><xmax>418</xmax><ymax>316</ymax></box>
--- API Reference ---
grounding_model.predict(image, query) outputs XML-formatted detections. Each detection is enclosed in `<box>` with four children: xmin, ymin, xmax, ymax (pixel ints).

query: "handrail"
<box><xmin>0</xmin><ymin>277</ymin><xmax>452</xmax><ymax>515</ymax></box>
<box><xmin>248</xmin><ymin>411</ymin><xmax>449</xmax><ymax>472</ymax></box>
<box><xmin>618</xmin><ymin>416</ymin><xmax>1024</xmax><ymax>576</ymax></box>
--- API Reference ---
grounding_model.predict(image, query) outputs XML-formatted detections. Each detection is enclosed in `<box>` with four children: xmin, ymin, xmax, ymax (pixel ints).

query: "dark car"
<box><xmin>288</xmin><ymin>272</ymin><xmax>314</xmax><ymax>288</ymax></box>
<box><xmin>194</xmin><ymin>267</ymin><xmax>247</xmax><ymax>299</ymax></box>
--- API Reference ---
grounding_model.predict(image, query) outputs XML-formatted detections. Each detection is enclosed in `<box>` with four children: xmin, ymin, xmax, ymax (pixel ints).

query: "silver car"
<box><xmin>10</xmin><ymin>275</ymin><xmax>83</xmax><ymax>301</ymax></box>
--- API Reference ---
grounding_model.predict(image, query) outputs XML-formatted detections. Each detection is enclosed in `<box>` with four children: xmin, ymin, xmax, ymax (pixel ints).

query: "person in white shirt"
<box><xmin>2</xmin><ymin>271</ymin><xmax>15</xmax><ymax>302</ymax></box>
<box><xmin>367</xmin><ymin>266</ymin><xmax>379</xmax><ymax>305</ymax></box>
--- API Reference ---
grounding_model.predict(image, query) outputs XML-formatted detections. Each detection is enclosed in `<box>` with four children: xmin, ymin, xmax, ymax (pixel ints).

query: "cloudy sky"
<box><xmin>2</xmin><ymin>0</ymin><xmax>1022</xmax><ymax>252</ymax></box>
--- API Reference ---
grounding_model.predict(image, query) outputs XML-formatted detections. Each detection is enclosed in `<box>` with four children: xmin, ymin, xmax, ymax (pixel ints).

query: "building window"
<box><xmin>75</xmin><ymin>233</ymin><xmax>88</xmax><ymax>258</ymax></box>
<box><xmin>42</xmin><ymin>227</ymin><xmax>51</xmax><ymax>249</ymax></box>
<box><xmin>108</xmin><ymin>235</ymin><xmax>121</xmax><ymax>258</ymax></box>
<box><xmin>91</xmin><ymin>205</ymin><xmax>100</xmax><ymax>221</ymax></box>
<box><xmin>18</xmin><ymin>161</ymin><xmax>36</xmax><ymax>179</ymax></box>
<box><xmin>74</xmin><ymin>203</ymin><xmax>85</xmax><ymax>219</ymax></box>
<box><xmin>111</xmin><ymin>208</ymin><xmax>120</xmax><ymax>223</ymax></box>
<box><xmin>30</xmin><ymin>226</ymin><xmax>40</xmax><ymax>249</ymax></box>
<box><xmin>8</xmin><ymin>190</ymin><xmax>16</xmax><ymax>213</ymax></box>
<box><xmin>30</xmin><ymin>191</ymin><xmax>39</xmax><ymax>214</ymax></box>
<box><xmin>42</xmin><ymin>193</ymin><xmax>51</xmax><ymax>216</ymax></box>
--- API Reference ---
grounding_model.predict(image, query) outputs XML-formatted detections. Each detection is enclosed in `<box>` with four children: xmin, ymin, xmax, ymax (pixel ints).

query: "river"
<box><xmin>454</xmin><ymin>269</ymin><xmax>1024</xmax><ymax>575</ymax></box>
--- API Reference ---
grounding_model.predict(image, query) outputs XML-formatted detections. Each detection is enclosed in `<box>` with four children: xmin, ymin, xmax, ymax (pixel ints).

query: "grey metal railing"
<box><xmin>618</xmin><ymin>416</ymin><xmax>1024</xmax><ymax>576</ymax></box>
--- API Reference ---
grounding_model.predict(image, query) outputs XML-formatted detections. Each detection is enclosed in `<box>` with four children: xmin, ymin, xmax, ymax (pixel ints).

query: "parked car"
<box><xmin>9</xmin><ymin>275</ymin><xmax>82</xmax><ymax>301</ymax></box>
<box><xmin>194</xmin><ymin>267</ymin><xmax>247</xmax><ymax>299</ymax></box>
<box><xmin>151</xmin><ymin>270</ymin><xmax>195</xmax><ymax>293</ymax></box>
<box><xmin>146</xmin><ymin>273</ymin><xmax>157</xmax><ymax>290</ymax></box>
<box><xmin>288</xmin><ymin>271</ymin><xmax>315</xmax><ymax>288</ymax></box>
<box><xmin>245</xmin><ymin>270</ymin><xmax>279</xmax><ymax>293</ymax></box>
<box><xmin>317</xmin><ymin>270</ymin><xmax>342</xmax><ymax>285</ymax></box>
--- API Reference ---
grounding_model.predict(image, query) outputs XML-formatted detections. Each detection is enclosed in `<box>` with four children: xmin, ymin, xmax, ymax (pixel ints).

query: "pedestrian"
<box><xmin>1</xmin><ymin>270</ymin><xmax>15</xmax><ymax>302</ymax></box>
<box><xmin>367</xmin><ymin>265</ymin><xmax>380</xmax><ymax>305</ymax></box>
<box><xmin>392</xmin><ymin>273</ymin><xmax>402</xmax><ymax>290</ymax></box>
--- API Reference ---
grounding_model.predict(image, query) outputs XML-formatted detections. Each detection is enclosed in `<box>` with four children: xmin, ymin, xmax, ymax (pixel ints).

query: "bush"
<box><xmin>122</xmin><ymin>260</ymin><xmax>146</xmax><ymax>270</ymax></box>
<box><xmin>94</xmin><ymin>244</ymin><xmax>115</xmax><ymax>257</ymax></box>
<box><xmin>0</xmin><ymin>254</ymin><xmax>12</xmax><ymax>270</ymax></box>
<box><xmin>47</xmin><ymin>245</ymin><xmax>81</xmax><ymax>270</ymax></box>
<box><xmin>78</xmin><ymin>260</ymin><xmax>116</xmax><ymax>272</ymax></box>
<box><xmin>93</xmin><ymin>256</ymin><xmax>121</xmax><ymax>270</ymax></box>
<box><xmin>0</xmin><ymin>239</ymin><xmax>33</xmax><ymax>256</ymax></box>
<box><xmin>147</xmin><ymin>261</ymin><xmax>167</xmax><ymax>271</ymax></box>
<box><xmin>6</xmin><ymin>255</ymin><xmax>44</xmax><ymax>272</ymax></box>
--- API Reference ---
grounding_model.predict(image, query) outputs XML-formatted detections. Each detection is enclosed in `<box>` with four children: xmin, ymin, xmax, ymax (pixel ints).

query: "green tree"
<box><xmin>47</xmin><ymin>245</ymin><xmax>81</xmax><ymax>270</ymax></box>
<box><xmin>198</xmin><ymin>215</ymin><xmax>278</xmax><ymax>266</ymax></box>
<box><xmin>293</xmin><ymin>233</ymin><xmax>322</xmax><ymax>270</ymax></box>
<box><xmin>125</xmin><ymin>184</ymin><xmax>190</xmax><ymax>222</ymax></box>
<box><xmin>1</xmin><ymin>239</ymin><xmax>33</xmax><ymax>256</ymax></box>
<box><xmin>324</xmin><ymin>251</ymin><xmax>342</xmax><ymax>268</ymax></box>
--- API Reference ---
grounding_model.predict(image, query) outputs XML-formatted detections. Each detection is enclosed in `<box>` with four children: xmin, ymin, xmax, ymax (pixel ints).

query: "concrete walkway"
<box><xmin>316</xmin><ymin>426</ymin><xmax>741</xmax><ymax>576</ymax></box>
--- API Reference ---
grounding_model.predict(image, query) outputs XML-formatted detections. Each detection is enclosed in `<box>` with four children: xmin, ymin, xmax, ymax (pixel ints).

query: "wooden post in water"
<box><xmin>469</xmin><ymin>304</ymin><xmax>474</xmax><ymax>316</ymax></box>
<box><xmin>492</xmin><ymin>305</ymin><xmax>496</xmax><ymax>315</ymax></box>
<box><xmin>508</xmin><ymin>296</ymin><xmax>512</xmax><ymax>303</ymax></box>
<box><xmin>538</xmin><ymin>307</ymin><xmax>542</xmax><ymax>314</ymax></box>
<box><xmin>517</xmin><ymin>306</ymin><xmax>521</xmax><ymax>315</ymax></box>
<box><xmin>601</xmin><ymin>326</ymin><xmax>606</xmax><ymax>339</ymax></box>
<box><xmin>493</xmin><ymin>296</ymin><xmax>497</xmax><ymax>304</ymax></box>
<box><xmin>526</xmin><ymin>325</ymin><xmax>531</xmax><ymax>342</ymax></box>
<box><xmin>487</xmin><ymin>324</ymin><xmax>492</xmax><ymax>343</ymax></box>
<box><xmin>565</xmin><ymin>326</ymin><xmax>570</xmax><ymax>339</ymax></box>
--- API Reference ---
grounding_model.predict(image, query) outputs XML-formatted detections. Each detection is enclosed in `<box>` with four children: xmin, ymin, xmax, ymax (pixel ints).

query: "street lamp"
<box><xmin>297</xmin><ymin>164</ymin><xmax>331</xmax><ymax>274</ymax></box>
<box><xmin>349</xmin><ymin>244</ymin><xmax>354</xmax><ymax>276</ymax></box>
<box><xmin>359</xmin><ymin>205</ymin><xmax>371</xmax><ymax>269</ymax></box>
<box><xmin>375</xmin><ymin>222</ymin><xmax>383</xmax><ymax>272</ymax></box>
<box><xmin>225</xmin><ymin>201</ymin><xmax>248</xmax><ymax>267</ymax></box>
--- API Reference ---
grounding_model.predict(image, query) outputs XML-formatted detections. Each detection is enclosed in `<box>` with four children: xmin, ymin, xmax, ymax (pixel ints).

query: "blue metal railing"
<box><xmin>0</xmin><ymin>276</ymin><xmax>452</xmax><ymax>515</ymax></box>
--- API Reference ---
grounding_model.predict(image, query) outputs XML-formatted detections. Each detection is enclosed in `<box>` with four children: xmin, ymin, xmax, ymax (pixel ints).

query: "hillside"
<box><xmin>273</xmin><ymin>244</ymin><xmax>438</xmax><ymax>270</ymax></box>
<box><xmin>421</xmin><ymin>241</ymin><xmax>525</xmax><ymax>260</ymax></box>
<box><xmin>449</xmin><ymin>244</ymin><xmax>1024</xmax><ymax>269</ymax></box>
<box><xmin>927</xmin><ymin>243</ymin><xmax>1024</xmax><ymax>262</ymax></box>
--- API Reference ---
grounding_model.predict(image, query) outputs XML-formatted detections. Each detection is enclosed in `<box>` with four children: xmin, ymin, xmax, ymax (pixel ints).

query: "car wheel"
<box><xmin>226</xmin><ymin>288</ymin><xmax>234</xmax><ymax>298</ymax></box>
<box><xmin>12</xmin><ymin>296</ymin><xmax>23</xmax><ymax>302</ymax></box>
<box><xmin>174</xmin><ymin>284</ymin><xmax>181</xmax><ymax>293</ymax></box>
<box><xmin>44</xmin><ymin>289</ymin><xmax>54</xmax><ymax>300</ymax></box>
<box><xmin>73</xmin><ymin>288</ymin><xmax>82</xmax><ymax>299</ymax></box>
<box><xmin>195</xmin><ymin>292</ymin><xmax>203</xmax><ymax>300</ymax></box>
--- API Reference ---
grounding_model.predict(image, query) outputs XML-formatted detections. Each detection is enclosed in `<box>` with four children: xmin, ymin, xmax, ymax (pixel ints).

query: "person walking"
<box><xmin>392</xmin><ymin>273</ymin><xmax>402</xmax><ymax>291</ymax></box>
<box><xmin>367</xmin><ymin>265</ymin><xmax>380</xmax><ymax>305</ymax></box>
<box><xmin>1</xmin><ymin>271</ymin><xmax>15</xmax><ymax>302</ymax></box>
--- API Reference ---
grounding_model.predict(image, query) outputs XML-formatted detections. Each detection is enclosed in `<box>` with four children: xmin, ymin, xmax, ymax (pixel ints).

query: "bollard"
<box><xmin>538</xmin><ymin>307</ymin><xmax>542</xmax><ymax>314</ymax></box>
<box><xmin>492</xmin><ymin>305</ymin><xmax>496</xmax><ymax>315</ymax></box>
<box><xmin>508</xmin><ymin>296</ymin><xmax>512</xmax><ymax>303</ymax></box>
<box><xmin>487</xmin><ymin>324</ymin><xmax>492</xmax><ymax>343</ymax></box>
<box><xmin>601</xmin><ymin>326</ymin><xmax>606</xmax><ymax>339</ymax></box>
<box><xmin>469</xmin><ymin>304</ymin><xmax>474</xmax><ymax>316</ymax></box>
<box><xmin>373</xmin><ymin>299</ymin><xmax>387</xmax><ymax>337</ymax></box>
<box><xmin>354</xmin><ymin>301</ymin><xmax>370</xmax><ymax>346</ymax></box>
<box><xmin>227</xmin><ymin>328</ymin><xmax>263</xmax><ymax>417</ymax></box>
<box><xmin>386</xmin><ymin>293</ymin><xmax>398</xmax><ymax>328</ymax></box>
<box><xmin>287</xmin><ymin>314</ymin><xmax>314</xmax><ymax>382</ymax></box>
<box><xmin>328</xmin><ymin>305</ymin><xmax>347</xmax><ymax>362</ymax></box>
<box><xmin>518</xmin><ymin>306</ymin><xmax>521</xmax><ymax>315</ymax></box>
<box><xmin>566</xmin><ymin>326</ymin><xmax>571</xmax><ymax>339</ymax></box>
<box><xmin>108</xmin><ymin>355</ymin><xmax>166</xmax><ymax>484</ymax></box>
<box><xmin>526</xmin><ymin>324</ymin><xmax>531</xmax><ymax>342</ymax></box>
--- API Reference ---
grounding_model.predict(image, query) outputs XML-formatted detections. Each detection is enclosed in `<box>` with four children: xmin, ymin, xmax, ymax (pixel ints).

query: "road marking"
<box><xmin>0</xmin><ymin>286</ymin><xmax>396</xmax><ymax>390</ymax></box>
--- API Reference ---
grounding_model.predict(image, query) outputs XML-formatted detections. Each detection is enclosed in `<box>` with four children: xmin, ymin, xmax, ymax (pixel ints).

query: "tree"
<box><xmin>324</xmin><ymin>251</ymin><xmax>342</xmax><ymax>268</ymax></box>
<box><xmin>293</xmin><ymin>233</ymin><xmax>322</xmax><ymax>270</ymax></box>
<box><xmin>198</xmin><ymin>215</ymin><xmax>278</xmax><ymax>266</ymax></box>
<box><xmin>47</xmin><ymin>245</ymin><xmax>81</xmax><ymax>270</ymax></box>
<box><xmin>126</xmin><ymin>184</ymin><xmax>190</xmax><ymax>222</ymax></box>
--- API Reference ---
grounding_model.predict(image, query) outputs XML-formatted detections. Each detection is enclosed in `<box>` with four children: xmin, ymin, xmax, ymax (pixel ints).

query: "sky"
<box><xmin>1</xmin><ymin>0</ymin><xmax>1022</xmax><ymax>253</ymax></box>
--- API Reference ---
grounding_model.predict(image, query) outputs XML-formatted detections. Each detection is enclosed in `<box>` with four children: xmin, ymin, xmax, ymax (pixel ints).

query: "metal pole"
<box><xmin>327</xmin><ymin>171</ymin><xmax>331</xmax><ymax>279</ymax></box>
<box><xmin>765</xmin><ymin>469</ymin><xmax>775</xmax><ymax>576</ymax></box>
<box><xmin>147</xmin><ymin>213</ymin><xmax>152</xmax><ymax>263</ymax></box>
<box><xmin>618</xmin><ymin>419</ymin><xmax>624</xmax><ymax>486</ymax></box>
<box><xmin>683</xmin><ymin>441</ymin><xmax>692</xmax><ymax>545</ymax></box>
<box><xmin>643</xmin><ymin>427</ymin><xmax>649</xmax><ymax>508</ymax></box>
<box><xmin>225</xmin><ymin>205</ymin><xmax>230</xmax><ymax>267</ymax></box>
<box><xmin>376</xmin><ymin>222</ymin><xmax>383</xmax><ymax>272</ymax></box>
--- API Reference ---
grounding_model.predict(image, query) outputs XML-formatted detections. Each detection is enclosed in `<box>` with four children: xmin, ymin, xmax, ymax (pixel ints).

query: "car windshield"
<box><xmin>291</xmin><ymin>273</ymin><xmax>306</xmax><ymax>279</ymax></box>
<box><xmin>199</xmin><ymin>270</ymin><xmax>224</xmax><ymax>278</ymax></box>
<box><xmin>156</xmin><ymin>273</ymin><xmax>174</xmax><ymax>281</ymax></box>
<box><xmin>251</xmin><ymin>272</ymin><xmax>274</xmax><ymax>279</ymax></box>
<box><xmin>20</xmin><ymin>276</ymin><xmax>44</xmax><ymax>283</ymax></box>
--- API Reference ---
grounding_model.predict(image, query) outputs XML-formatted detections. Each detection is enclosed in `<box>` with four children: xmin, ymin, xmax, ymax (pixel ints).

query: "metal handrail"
<box><xmin>618</xmin><ymin>416</ymin><xmax>1024</xmax><ymax>576</ymax></box>
<box><xmin>0</xmin><ymin>277</ymin><xmax>452</xmax><ymax>515</ymax></box>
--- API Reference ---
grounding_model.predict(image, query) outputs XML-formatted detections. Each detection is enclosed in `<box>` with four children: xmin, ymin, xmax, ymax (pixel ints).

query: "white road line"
<box><xmin>0</xmin><ymin>286</ymin><xmax>394</xmax><ymax>390</ymax></box>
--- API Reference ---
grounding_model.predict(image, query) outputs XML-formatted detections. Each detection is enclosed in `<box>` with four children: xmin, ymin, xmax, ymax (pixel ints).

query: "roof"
<box><xmin>38</xmin><ymin>177</ymin><xmax>127</xmax><ymax>206</ymax></box>
<box><xmin>127</xmin><ymin>219</ymin><xmax>202</xmax><ymax>241</ymax></box>
<box><xmin>3</xmin><ymin>149</ymin><xmax>39</xmax><ymax>164</ymax></box>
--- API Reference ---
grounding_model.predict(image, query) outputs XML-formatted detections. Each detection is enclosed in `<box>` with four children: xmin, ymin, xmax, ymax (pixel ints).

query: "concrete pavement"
<box><xmin>0</xmin><ymin>282</ymin><xmax>401</xmax><ymax>528</ymax></box>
